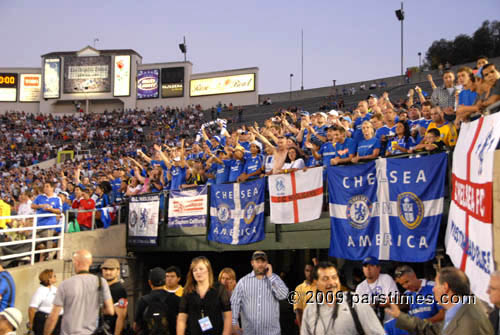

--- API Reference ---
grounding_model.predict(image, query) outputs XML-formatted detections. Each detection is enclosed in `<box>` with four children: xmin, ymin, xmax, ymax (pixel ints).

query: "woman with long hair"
<box><xmin>385</xmin><ymin>121</ymin><xmax>416</xmax><ymax>156</ymax></box>
<box><xmin>218</xmin><ymin>268</ymin><xmax>237</xmax><ymax>297</ymax></box>
<box><xmin>28</xmin><ymin>269</ymin><xmax>62</xmax><ymax>335</ymax></box>
<box><xmin>177</xmin><ymin>257</ymin><xmax>232</xmax><ymax>335</ymax></box>
<box><xmin>352</xmin><ymin>121</ymin><xmax>381</xmax><ymax>163</ymax></box>
<box><xmin>277</xmin><ymin>146</ymin><xmax>305</xmax><ymax>174</ymax></box>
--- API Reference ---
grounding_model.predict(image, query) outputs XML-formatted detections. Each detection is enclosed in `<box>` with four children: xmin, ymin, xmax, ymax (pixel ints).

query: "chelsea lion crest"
<box><xmin>243</xmin><ymin>202</ymin><xmax>257</xmax><ymax>224</ymax></box>
<box><xmin>217</xmin><ymin>204</ymin><xmax>231</xmax><ymax>223</ymax></box>
<box><xmin>346</xmin><ymin>195</ymin><xmax>372</xmax><ymax>229</ymax></box>
<box><xmin>397</xmin><ymin>192</ymin><xmax>424</xmax><ymax>229</ymax></box>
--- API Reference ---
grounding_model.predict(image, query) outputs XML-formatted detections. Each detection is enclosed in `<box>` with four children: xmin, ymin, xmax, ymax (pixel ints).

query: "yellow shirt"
<box><xmin>0</xmin><ymin>200</ymin><xmax>11</xmax><ymax>229</ymax></box>
<box><xmin>293</xmin><ymin>281</ymin><xmax>316</xmax><ymax>311</ymax></box>
<box><xmin>427</xmin><ymin>121</ymin><xmax>457</xmax><ymax>147</ymax></box>
<box><xmin>167</xmin><ymin>286</ymin><xmax>184</xmax><ymax>297</ymax></box>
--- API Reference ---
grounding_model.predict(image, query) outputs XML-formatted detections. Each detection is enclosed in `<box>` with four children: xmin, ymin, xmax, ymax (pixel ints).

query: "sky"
<box><xmin>1</xmin><ymin>0</ymin><xmax>499</xmax><ymax>94</ymax></box>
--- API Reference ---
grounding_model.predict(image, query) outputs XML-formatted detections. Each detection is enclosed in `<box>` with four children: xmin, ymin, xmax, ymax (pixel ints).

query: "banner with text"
<box><xmin>328</xmin><ymin>153</ymin><xmax>447</xmax><ymax>262</ymax></box>
<box><xmin>63</xmin><ymin>55</ymin><xmax>111</xmax><ymax>93</ymax></box>
<box><xmin>137</xmin><ymin>69</ymin><xmax>159</xmax><ymax>99</ymax></box>
<box><xmin>168</xmin><ymin>185</ymin><xmax>208</xmax><ymax>228</ymax></box>
<box><xmin>208</xmin><ymin>178</ymin><xmax>265</xmax><ymax>245</ymax></box>
<box><xmin>128</xmin><ymin>193</ymin><xmax>160</xmax><ymax>246</ymax></box>
<box><xmin>446</xmin><ymin>114</ymin><xmax>500</xmax><ymax>302</ymax></box>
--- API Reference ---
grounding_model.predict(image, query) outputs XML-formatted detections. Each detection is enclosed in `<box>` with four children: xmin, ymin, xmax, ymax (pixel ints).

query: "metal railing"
<box><xmin>0</xmin><ymin>214</ymin><xmax>65</xmax><ymax>265</ymax></box>
<box><xmin>63</xmin><ymin>205</ymin><xmax>127</xmax><ymax>232</ymax></box>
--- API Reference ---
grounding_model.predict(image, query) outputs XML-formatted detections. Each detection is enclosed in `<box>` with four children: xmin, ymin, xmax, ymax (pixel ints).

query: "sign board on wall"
<box><xmin>0</xmin><ymin>73</ymin><xmax>18</xmax><ymax>102</ymax></box>
<box><xmin>63</xmin><ymin>55</ymin><xmax>111</xmax><ymax>93</ymax></box>
<box><xmin>43</xmin><ymin>58</ymin><xmax>60</xmax><ymax>99</ymax></box>
<box><xmin>137</xmin><ymin>69</ymin><xmax>159</xmax><ymax>99</ymax></box>
<box><xmin>20</xmin><ymin>74</ymin><xmax>41</xmax><ymax>102</ymax></box>
<box><xmin>161</xmin><ymin>67</ymin><xmax>184</xmax><ymax>98</ymax></box>
<box><xmin>113</xmin><ymin>55</ymin><xmax>131</xmax><ymax>97</ymax></box>
<box><xmin>190</xmin><ymin>73</ymin><xmax>255</xmax><ymax>97</ymax></box>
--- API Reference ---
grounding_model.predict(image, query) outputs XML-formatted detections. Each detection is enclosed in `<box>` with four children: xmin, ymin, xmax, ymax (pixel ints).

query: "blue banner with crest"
<box><xmin>208</xmin><ymin>178</ymin><xmax>266</xmax><ymax>245</ymax></box>
<box><xmin>327</xmin><ymin>153</ymin><xmax>447</xmax><ymax>261</ymax></box>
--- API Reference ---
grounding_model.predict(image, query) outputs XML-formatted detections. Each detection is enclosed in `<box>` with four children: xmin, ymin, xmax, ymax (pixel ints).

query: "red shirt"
<box><xmin>76</xmin><ymin>199</ymin><xmax>95</xmax><ymax>228</ymax></box>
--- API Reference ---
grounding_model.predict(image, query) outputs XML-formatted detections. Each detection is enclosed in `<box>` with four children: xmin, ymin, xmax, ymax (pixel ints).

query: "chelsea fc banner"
<box><xmin>208</xmin><ymin>178</ymin><xmax>266</xmax><ymax>245</ymax></box>
<box><xmin>128</xmin><ymin>193</ymin><xmax>160</xmax><ymax>246</ymax></box>
<box><xmin>328</xmin><ymin>153</ymin><xmax>447</xmax><ymax>261</ymax></box>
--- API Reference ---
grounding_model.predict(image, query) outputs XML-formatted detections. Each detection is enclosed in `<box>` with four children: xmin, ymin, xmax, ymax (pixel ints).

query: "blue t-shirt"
<box><xmin>407</xmin><ymin>279</ymin><xmax>443</xmax><ymax>319</ymax></box>
<box><xmin>0</xmin><ymin>271</ymin><xmax>15</xmax><ymax>312</ymax></box>
<box><xmin>239</xmin><ymin>141</ymin><xmax>251</xmax><ymax>152</ymax></box>
<box><xmin>458</xmin><ymin>89</ymin><xmax>477</xmax><ymax>107</ymax></box>
<box><xmin>407</xmin><ymin>118</ymin><xmax>422</xmax><ymax>131</ymax></box>
<box><xmin>419</xmin><ymin>118</ymin><xmax>432</xmax><ymax>130</ymax></box>
<box><xmin>226</xmin><ymin>159</ymin><xmax>245</xmax><ymax>182</ymax></box>
<box><xmin>212</xmin><ymin>162</ymin><xmax>229</xmax><ymax>185</ymax></box>
<box><xmin>33</xmin><ymin>194</ymin><xmax>62</xmax><ymax>227</ymax></box>
<box><xmin>334</xmin><ymin>138</ymin><xmax>356</xmax><ymax>159</ymax></box>
<box><xmin>243</xmin><ymin>154</ymin><xmax>264</xmax><ymax>177</ymax></box>
<box><xmin>318</xmin><ymin>142</ymin><xmax>336</xmax><ymax>167</ymax></box>
<box><xmin>95</xmin><ymin>194</ymin><xmax>110</xmax><ymax>209</ymax></box>
<box><xmin>170</xmin><ymin>166</ymin><xmax>187</xmax><ymax>190</ymax></box>
<box><xmin>306</xmin><ymin>156</ymin><xmax>320</xmax><ymax>167</ymax></box>
<box><xmin>310</xmin><ymin>125</ymin><xmax>327</xmax><ymax>142</ymax></box>
<box><xmin>386</xmin><ymin>136</ymin><xmax>416</xmax><ymax>155</ymax></box>
<box><xmin>384</xmin><ymin>319</ymin><xmax>408</xmax><ymax>335</ymax></box>
<box><xmin>375</xmin><ymin>125</ymin><xmax>396</xmax><ymax>139</ymax></box>
<box><xmin>357</xmin><ymin>137</ymin><xmax>381</xmax><ymax>157</ymax></box>
<box><xmin>353</xmin><ymin>113</ymin><xmax>373</xmax><ymax>142</ymax></box>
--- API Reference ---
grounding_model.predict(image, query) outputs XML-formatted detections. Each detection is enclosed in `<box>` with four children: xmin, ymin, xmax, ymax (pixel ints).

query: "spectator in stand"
<box><xmin>456</xmin><ymin>67</ymin><xmax>478</xmax><ymax>107</ymax></box>
<box><xmin>479</xmin><ymin>63</ymin><xmax>500</xmax><ymax>114</ymax></box>
<box><xmin>385</xmin><ymin>121</ymin><xmax>416</xmax><ymax>156</ymax></box>
<box><xmin>431</xmin><ymin>71</ymin><xmax>458</xmax><ymax>109</ymax></box>
<box><xmin>427</xmin><ymin>106</ymin><xmax>457</xmax><ymax>148</ymax></box>
<box><xmin>331</xmin><ymin>126</ymin><xmax>356</xmax><ymax>166</ymax></box>
<box><xmin>352</xmin><ymin>121</ymin><xmax>381</xmax><ymax>163</ymax></box>
<box><xmin>73</xmin><ymin>188</ymin><xmax>95</xmax><ymax>231</ymax></box>
<box><xmin>409</xmin><ymin>128</ymin><xmax>445</xmax><ymax>153</ymax></box>
<box><xmin>277</xmin><ymin>147</ymin><xmax>305</xmax><ymax>173</ymax></box>
<box><xmin>487</xmin><ymin>271</ymin><xmax>500</xmax><ymax>334</ymax></box>
<box><xmin>352</xmin><ymin>101</ymin><xmax>373</xmax><ymax>143</ymax></box>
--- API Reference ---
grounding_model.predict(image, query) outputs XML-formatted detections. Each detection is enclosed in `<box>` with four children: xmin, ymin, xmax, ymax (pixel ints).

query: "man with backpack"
<box><xmin>134</xmin><ymin>267</ymin><xmax>179</xmax><ymax>335</ymax></box>
<box><xmin>300</xmin><ymin>261</ymin><xmax>384</xmax><ymax>334</ymax></box>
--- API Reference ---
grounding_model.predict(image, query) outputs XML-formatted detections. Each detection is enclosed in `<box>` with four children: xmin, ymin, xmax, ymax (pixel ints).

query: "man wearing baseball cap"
<box><xmin>0</xmin><ymin>307</ymin><xmax>22</xmax><ymax>335</ymax></box>
<box><xmin>102</xmin><ymin>259</ymin><xmax>127</xmax><ymax>335</ymax></box>
<box><xmin>355</xmin><ymin>257</ymin><xmax>399</xmax><ymax>324</ymax></box>
<box><xmin>231</xmin><ymin>251</ymin><xmax>288</xmax><ymax>335</ymax></box>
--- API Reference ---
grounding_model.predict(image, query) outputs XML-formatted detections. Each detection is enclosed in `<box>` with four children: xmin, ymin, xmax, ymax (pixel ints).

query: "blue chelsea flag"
<box><xmin>327</xmin><ymin>153</ymin><xmax>447</xmax><ymax>262</ymax></box>
<box><xmin>208</xmin><ymin>178</ymin><xmax>266</xmax><ymax>245</ymax></box>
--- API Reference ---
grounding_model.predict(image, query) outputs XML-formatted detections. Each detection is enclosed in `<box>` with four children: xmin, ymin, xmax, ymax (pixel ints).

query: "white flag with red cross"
<box><xmin>269</xmin><ymin>166</ymin><xmax>324</xmax><ymax>224</ymax></box>
<box><xmin>445</xmin><ymin>113</ymin><xmax>500</xmax><ymax>302</ymax></box>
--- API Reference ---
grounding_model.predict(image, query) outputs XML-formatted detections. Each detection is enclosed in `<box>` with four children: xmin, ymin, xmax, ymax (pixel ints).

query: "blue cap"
<box><xmin>300</xmin><ymin>111</ymin><xmax>310</xmax><ymax>116</ymax></box>
<box><xmin>362</xmin><ymin>256</ymin><xmax>379</xmax><ymax>266</ymax></box>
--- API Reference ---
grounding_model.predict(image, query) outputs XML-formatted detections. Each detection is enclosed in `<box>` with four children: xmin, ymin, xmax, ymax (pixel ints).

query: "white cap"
<box><xmin>0</xmin><ymin>308</ymin><xmax>22</xmax><ymax>330</ymax></box>
<box><xmin>318</xmin><ymin>112</ymin><xmax>328</xmax><ymax>119</ymax></box>
<box><xmin>328</xmin><ymin>110</ymin><xmax>339</xmax><ymax>117</ymax></box>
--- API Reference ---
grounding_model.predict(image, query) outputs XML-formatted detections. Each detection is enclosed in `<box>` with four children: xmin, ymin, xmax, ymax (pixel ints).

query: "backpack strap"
<box><xmin>346</xmin><ymin>292</ymin><xmax>365</xmax><ymax>335</ymax></box>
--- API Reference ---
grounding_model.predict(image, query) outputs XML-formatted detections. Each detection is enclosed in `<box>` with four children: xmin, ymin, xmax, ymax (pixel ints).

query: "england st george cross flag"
<box><xmin>208</xmin><ymin>178</ymin><xmax>266</xmax><ymax>245</ymax></box>
<box><xmin>328</xmin><ymin>153</ymin><xmax>447</xmax><ymax>261</ymax></box>
<box><xmin>446</xmin><ymin>113</ymin><xmax>500</xmax><ymax>302</ymax></box>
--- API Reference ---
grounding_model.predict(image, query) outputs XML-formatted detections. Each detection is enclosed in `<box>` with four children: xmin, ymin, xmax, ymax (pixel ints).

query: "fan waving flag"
<box><xmin>328</xmin><ymin>153</ymin><xmax>447</xmax><ymax>262</ymax></box>
<box><xmin>269</xmin><ymin>167</ymin><xmax>323</xmax><ymax>224</ymax></box>
<box><xmin>208</xmin><ymin>178</ymin><xmax>265</xmax><ymax>245</ymax></box>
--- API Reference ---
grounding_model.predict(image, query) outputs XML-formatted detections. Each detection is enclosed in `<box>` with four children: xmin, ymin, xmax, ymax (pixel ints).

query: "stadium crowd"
<box><xmin>0</xmin><ymin>57</ymin><xmax>499</xmax><ymax>335</ymax></box>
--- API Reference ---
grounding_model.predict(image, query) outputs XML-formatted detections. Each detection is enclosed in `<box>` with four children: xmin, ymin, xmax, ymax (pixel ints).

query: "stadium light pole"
<box><xmin>395</xmin><ymin>2</ymin><xmax>405</xmax><ymax>76</ymax></box>
<box><xmin>418</xmin><ymin>52</ymin><xmax>422</xmax><ymax>69</ymax></box>
<box><xmin>289</xmin><ymin>73</ymin><xmax>294</xmax><ymax>101</ymax></box>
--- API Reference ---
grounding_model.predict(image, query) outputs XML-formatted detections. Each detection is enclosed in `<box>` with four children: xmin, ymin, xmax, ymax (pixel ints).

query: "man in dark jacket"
<box><xmin>488</xmin><ymin>271</ymin><xmax>500</xmax><ymax>335</ymax></box>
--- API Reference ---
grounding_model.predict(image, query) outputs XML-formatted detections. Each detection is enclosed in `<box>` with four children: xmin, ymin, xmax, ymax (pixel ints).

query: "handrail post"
<box><xmin>31</xmin><ymin>216</ymin><xmax>37</xmax><ymax>265</ymax></box>
<box><xmin>59</xmin><ymin>214</ymin><xmax>65</xmax><ymax>260</ymax></box>
<box><xmin>91</xmin><ymin>210</ymin><xmax>96</xmax><ymax>230</ymax></box>
<box><xmin>117</xmin><ymin>206</ymin><xmax>122</xmax><ymax>225</ymax></box>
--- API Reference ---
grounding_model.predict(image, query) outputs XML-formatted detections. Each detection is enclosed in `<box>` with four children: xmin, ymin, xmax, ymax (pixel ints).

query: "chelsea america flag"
<box><xmin>328</xmin><ymin>153</ymin><xmax>447</xmax><ymax>262</ymax></box>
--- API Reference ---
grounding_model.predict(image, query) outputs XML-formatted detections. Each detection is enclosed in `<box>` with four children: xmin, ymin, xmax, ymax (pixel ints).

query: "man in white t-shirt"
<box><xmin>355</xmin><ymin>257</ymin><xmax>398</xmax><ymax>324</ymax></box>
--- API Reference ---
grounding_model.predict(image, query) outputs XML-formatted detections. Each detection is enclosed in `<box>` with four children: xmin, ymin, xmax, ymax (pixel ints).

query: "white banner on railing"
<box><xmin>128</xmin><ymin>194</ymin><xmax>160</xmax><ymax>246</ymax></box>
<box><xmin>445</xmin><ymin>113</ymin><xmax>500</xmax><ymax>302</ymax></box>
<box><xmin>168</xmin><ymin>185</ymin><xmax>207</xmax><ymax>228</ymax></box>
